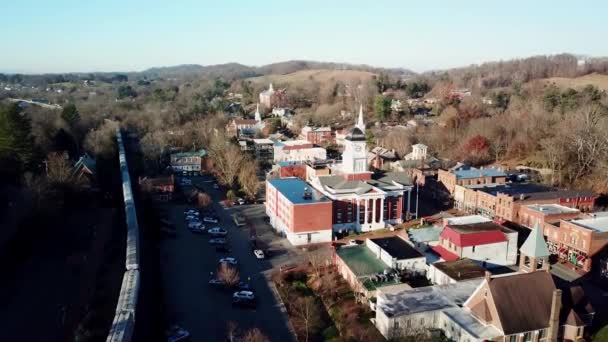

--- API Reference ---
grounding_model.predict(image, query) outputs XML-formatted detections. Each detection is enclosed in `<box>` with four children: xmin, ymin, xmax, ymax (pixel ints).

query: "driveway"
<box><xmin>159</xmin><ymin>175</ymin><xmax>294</xmax><ymax>341</ymax></box>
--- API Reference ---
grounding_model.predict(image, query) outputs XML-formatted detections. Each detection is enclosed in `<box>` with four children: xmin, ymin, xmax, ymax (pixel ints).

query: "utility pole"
<box><xmin>415</xmin><ymin>181</ymin><xmax>419</xmax><ymax>220</ymax></box>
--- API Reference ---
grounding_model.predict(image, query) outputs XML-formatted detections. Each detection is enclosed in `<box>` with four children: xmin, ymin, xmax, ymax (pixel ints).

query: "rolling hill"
<box><xmin>246</xmin><ymin>69</ymin><xmax>378</xmax><ymax>86</ymax></box>
<box><xmin>540</xmin><ymin>73</ymin><xmax>608</xmax><ymax>91</ymax></box>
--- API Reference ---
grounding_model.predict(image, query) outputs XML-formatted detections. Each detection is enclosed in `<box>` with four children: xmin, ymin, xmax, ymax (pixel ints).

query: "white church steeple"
<box><xmin>254</xmin><ymin>103</ymin><xmax>262</xmax><ymax>122</ymax></box>
<box><xmin>356</xmin><ymin>104</ymin><xmax>365</xmax><ymax>132</ymax></box>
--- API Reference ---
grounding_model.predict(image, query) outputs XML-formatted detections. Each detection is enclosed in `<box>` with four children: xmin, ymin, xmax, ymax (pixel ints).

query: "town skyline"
<box><xmin>2</xmin><ymin>0</ymin><xmax>608</xmax><ymax>73</ymax></box>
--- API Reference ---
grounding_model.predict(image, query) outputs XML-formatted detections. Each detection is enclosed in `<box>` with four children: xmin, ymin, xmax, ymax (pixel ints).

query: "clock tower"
<box><xmin>342</xmin><ymin>105</ymin><xmax>368</xmax><ymax>174</ymax></box>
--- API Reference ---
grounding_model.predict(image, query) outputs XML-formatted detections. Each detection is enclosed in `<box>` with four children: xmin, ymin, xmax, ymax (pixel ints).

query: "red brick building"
<box><xmin>265</xmin><ymin>178</ymin><xmax>333</xmax><ymax>245</ymax></box>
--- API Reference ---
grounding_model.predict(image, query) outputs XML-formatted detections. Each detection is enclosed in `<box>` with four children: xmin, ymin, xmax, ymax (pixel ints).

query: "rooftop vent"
<box><xmin>302</xmin><ymin>187</ymin><xmax>312</xmax><ymax>199</ymax></box>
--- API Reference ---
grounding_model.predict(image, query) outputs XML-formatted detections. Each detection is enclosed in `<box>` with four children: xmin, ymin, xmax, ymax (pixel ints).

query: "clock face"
<box><xmin>354</xmin><ymin>145</ymin><xmax>362</xmax><ymax>152</ymax></box>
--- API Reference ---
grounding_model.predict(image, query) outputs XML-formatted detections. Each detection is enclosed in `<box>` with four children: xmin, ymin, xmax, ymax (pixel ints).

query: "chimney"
<box><xmin>485</xmin><ymin>271</ymin><xmax>492</xmax><ymax>283</ymax></box>
<box><xmin>547</xmin><ymin>289</ymin><xmax>562</xmax><ymax>342</ymax></box>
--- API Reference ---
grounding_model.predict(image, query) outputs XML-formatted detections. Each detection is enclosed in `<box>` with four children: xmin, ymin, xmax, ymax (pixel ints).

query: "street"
<box><xmin>159</xmin><ymin>175</ymin><xmax>295</xmax><ymax>341</ymax></box>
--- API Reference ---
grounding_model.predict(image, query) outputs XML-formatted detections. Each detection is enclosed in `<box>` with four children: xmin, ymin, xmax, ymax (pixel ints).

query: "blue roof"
<box><xmin>268</xmin><ymin>178</ymin><xmax>330</xmax><ymax>205</ymax></box>
<box><xmin>453</xmin><ymin>168</ymin><xmax>506</xmax><ymax>179</ymax></box>
<box><xmin>277</xmin><ymin>161</ymin><xmax>304</xmax><ymax>167</ymax></box>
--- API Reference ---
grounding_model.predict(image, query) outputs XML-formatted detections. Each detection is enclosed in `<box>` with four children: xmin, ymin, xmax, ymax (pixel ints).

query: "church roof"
<box><xmin>520</xmin><ymin>222</ymin><xmax>551</xmax><ymax>258</ymax></box>
<box><xmin>345</xmin><ymin>127</ymin><xmax>366</xmax><ymax>141</ymax></box>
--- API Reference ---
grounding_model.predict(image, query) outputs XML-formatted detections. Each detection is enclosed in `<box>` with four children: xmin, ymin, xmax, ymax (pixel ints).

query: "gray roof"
<box><xmin>408</xmin><ymin>226</ymin><xmax>443</xmax><ymax>243</ymax></box>
<box><xmin>520</xmin><ymin>222</ymin><xmax>551</xmax><ymax>258</ymax></box>
<box><xmin>442</xmin><ymin>307</ymin><xmax>502</xmax><ymax>340</ymax></box>
<box><xmin>318</xmin><ymin>172</ymin><xmax>412</xmax><ymax>193</ymax></box>
<box><xmin>377</xmin><ymin>279</ymin><xmax>482</xmax><ymax>318</ymax></box>
<box><xmin>268</xmin><ymin>178</ymin><xmax>331</xmax><ymax>205</ymax></box>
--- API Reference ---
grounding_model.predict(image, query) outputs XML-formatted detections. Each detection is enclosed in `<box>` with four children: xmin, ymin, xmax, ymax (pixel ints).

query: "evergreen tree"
<box><xmin>61</xmin><ymin>103</ymin><xmax>80</xmax><ymax>128</ymax></box>
<box><xmin>0</xmin><ymin>103</ymin><xmax>35</xmax><ymax>172</ymax></box>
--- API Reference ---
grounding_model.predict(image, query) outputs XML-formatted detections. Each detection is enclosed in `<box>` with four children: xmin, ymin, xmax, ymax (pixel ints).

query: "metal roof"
<box><xmin>519</xmin><ymin>222</ymin><xmax>551</xmax><ymax>258</ymax></box>
<box><xmin>452</xmin><ymin>168</ymin><xmax>506</xmax><ymax>179</ymax></box>
<box><xmin>268</xmin><ymin>178</ymin><xmax>330</xmax><ymax>205</ymax></box>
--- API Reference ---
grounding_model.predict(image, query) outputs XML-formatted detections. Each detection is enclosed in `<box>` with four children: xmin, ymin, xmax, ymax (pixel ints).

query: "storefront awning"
<box><xmin>558</xmin><ymin>248</ymin><xmax>567</xmax><ymax>254</ymax></box>
<box><xmin>576</xmin><ymin>255</ymin><xmax>586</xmax><ymax>262</ymax></box>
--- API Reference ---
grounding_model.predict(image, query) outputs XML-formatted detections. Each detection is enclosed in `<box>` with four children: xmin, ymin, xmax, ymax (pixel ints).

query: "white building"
<box><xmin>273</xmin><ymin>140</ymin><xmax>327</xmax><ymax>163</ymax></box>
<box><xmin>403</xmin><ymin>143</ymin><xmax>428</xmax><ymax>161</ymax></box>
<box><xmin>259</xmin><ymin>83</ymin><xmax>275</xmax><ymax>107</ymax></box>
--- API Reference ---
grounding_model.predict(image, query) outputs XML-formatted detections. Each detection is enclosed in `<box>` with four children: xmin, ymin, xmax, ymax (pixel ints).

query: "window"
<box><xmin>578</xmin><ymin>327</ymin><xmax>584</xmax><ymax>337</ymax></box>
<box><xmin>538</xmin><ymin>329</ymin><xmax>546</xmax><ymax>339</ymax></box>
<box><xmin>420</xmin><ymin>318</ymin><xmax>424</xmax><ymax>325</ymax></box>
<box><xmin>394</xmin><ymin>321</ymin><xmax>399</xmax><ymax>330</ymax></box>
<box><xmin>472</xmin><ymin>246</ymin><xmax>476</xmax><ymax>252</ymax></box>
<box><xmin>523</xmin><ymin>332</ymin><xmax>532</xmax><ymax>342</ymax></box>
<box><xmin>406</xmin><ymin>319</ymin><xmax>411</xmax><ymax>328</ymax></box>
<box><xmin>508</xmin><ymin>336</ymin><xmax>517</xmax><ymax>342</ymax></box>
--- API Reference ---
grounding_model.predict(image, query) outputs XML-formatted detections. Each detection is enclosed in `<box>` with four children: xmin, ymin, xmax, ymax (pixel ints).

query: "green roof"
<box><xmin>336</xmin><ymin>245</ymin><xmax>388</xmax><ymax>277</ymax></box>
<box><xmin>171</xmin><ymin>149</ymin><xmax>207</xmax><ymax>158</ymax></box>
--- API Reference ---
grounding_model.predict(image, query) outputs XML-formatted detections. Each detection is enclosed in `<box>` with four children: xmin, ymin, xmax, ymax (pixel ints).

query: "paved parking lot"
<box><xmin>159</xmin><ymin>175</ymin><xmax>294</xmax><ymax>341</ymax></box>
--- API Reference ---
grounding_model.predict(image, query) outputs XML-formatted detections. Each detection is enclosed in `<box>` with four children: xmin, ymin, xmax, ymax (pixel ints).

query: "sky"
<box><xmin>1</xmin><ymin>0</ymin><xmax>607</xmax><ymax>74</ymax></box>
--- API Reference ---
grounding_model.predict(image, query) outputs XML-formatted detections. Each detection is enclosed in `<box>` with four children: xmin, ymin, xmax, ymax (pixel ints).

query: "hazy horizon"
<box><xmin>2</xmin><ymin>0</ymin><xmax>607</xmax><ymax>74</ymax></box>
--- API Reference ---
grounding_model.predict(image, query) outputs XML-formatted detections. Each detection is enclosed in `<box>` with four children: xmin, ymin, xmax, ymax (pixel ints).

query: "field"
<box><xmin>541</xmin><ymin>73</ymin><xmax>608</xmax><ymax>91</ymax></box>
<box><xmin>247</xmin><ymin>69</ymin><xmax>377</xmax><ymax>86</ymax></box>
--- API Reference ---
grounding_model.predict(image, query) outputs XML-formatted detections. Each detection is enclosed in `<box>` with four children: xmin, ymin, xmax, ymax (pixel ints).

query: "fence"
<box><xmin>106</xmin><ymin>129</ymin><xmax>140</xmax><ymax>342</ymax></box>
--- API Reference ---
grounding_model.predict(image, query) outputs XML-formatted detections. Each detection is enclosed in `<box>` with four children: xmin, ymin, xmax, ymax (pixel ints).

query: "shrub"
<box><xmin>283</xmin><ymin>270</ymin><xmax>307</xmax><ymax>283</ymax></box>
<box><xmin>322</xmin><ymin>326</ymin><xmax>339</xmax><ymax>341</ymax></box>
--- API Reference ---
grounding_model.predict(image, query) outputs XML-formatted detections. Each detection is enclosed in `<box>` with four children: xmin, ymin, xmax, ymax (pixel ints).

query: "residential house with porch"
<box><xmin>170</xmin><ymin>149</ymin><xmax>207</xmax><ymax>175</ymax></box>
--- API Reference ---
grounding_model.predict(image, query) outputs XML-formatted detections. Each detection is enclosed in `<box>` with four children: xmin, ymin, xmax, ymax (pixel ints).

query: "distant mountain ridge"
<box><xmin>140</xmin><ymin>60</ymin><xmax>416</xmax><ymax>79</ymax></box>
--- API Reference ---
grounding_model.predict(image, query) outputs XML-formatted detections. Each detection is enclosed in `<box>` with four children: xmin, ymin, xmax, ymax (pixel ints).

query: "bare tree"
<box><xmin>242</xmin><ymin>327</ymin><xmax>270</xmax><ymax>342</ymax></box>
<box><xmin>83</xmin><ymin>120</ymin><xmax>118</xmax><ymax>157</ymax></box>
<box><xmin>293</xmin><ymin>296</ymin><xmax>322</xmax><ymax>342</ymax></box>
<box><xmin>217</xmin><ymin>263</ymin><xmax>240</xmax><ymax>287</ymax></box>
<box><xmin>209</xmin><ymin>137</ymin><xmax>245</xmax><ymax>187</ymax></box>
<box><xmin>238</xmin><ymin>159</ymin><xmax>259</xmax><ymax>200</ymax></box>
<box><xmin>46</xmin><ymin>151</ymin><xmax>71</xmax><ymax>184</ymax></box>
<box><xmin>226</xmin><ymin>321</ymin><xmax>239</xmax><ymax>342</ymax></box>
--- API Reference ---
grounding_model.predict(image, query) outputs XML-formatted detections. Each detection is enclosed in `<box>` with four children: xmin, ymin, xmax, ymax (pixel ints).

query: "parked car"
<box><xmin>209</xmin><ymin>238</ymin><xmax>227</xmax><ymax>245</ymax></box>
<box><xmin>213</xmin><ymin>183</ymin><xmax>219</xmax><ymax>189</ymax></box>
<box><xmin>184</xmin><ymin>209</ymin><xmax>199</xmax><ymax>215</ymax></box>
<box><xmin>253</xmin><ymin>249</ymin><xmax>265</xmax><ymax>259</ymax></box>
<box><xmin>233</xmin><ymin>213</ymin><xmax>246</xmax><ymax>227</ymax></box>
<box><xmin>166</xmin><ymin>325</ymin><xmax>190</xmax><ymax>342</ymax></box>
<box><xmin>219</xmin><ymin>257</ymin><xmax>238</xmax><ymax>266</ymax></box>
<box><xmin>234</xmin><ymin>198</ymin><xmax>246</xmax><ymax>205</ymax></box>
<box><xmin>185</xmin><ymin>215</ymin><xmax>199</xmax><ymax>221</ymax></box>
<box><xmin>208</xmin><ymin>227</ymin><xmax>228</xmax><ymax>236</ymax></box>
<box><xmin>236</xmin><ymin>281</ymin><xmax>252</xmax><ymax>291</ymax></box>
<box><xmin>203</xmin><ymin>216</ymin><xmax>219</xmax><ymax>224</ymax></box>
<box><xmin>188</xmin><ymin>221</ymin><xmax>203</xmax><ymax>228</ymax></box>
<box><xmin>232</xmin><ymin>291</ymin><xmax>256</xmax><ymax>307</ymax></box>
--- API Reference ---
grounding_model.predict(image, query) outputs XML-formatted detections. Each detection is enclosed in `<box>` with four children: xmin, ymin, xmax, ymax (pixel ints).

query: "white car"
<box><xmin>166</xmin><ymin>325</ymin><xmax>190</xmax><ymax>342</ymax></box>
<box><xmin>233</xmin><ymin>291</ymin><xmax>255</xmax><ymax>301</ymax></box>
<box><xmin>185</xmin><ymin>215</ymin><xmax>199</xmax><ymax>221</ymax></box>
<box><xmin>184</xmin><ymin>209</ymin><xmax>199</xmax><ymax>216</ymax></box>
<box><xmin>209</xmin><ymin>238</ymin><xmax>226</xmax><ymax>245</ymax></box>
<box><xmin>253</xmin><ymin>249</ymin><xmax>265</xmax><ymax>259</ymax></box>
<box><xmin>203</xmin><ymin>216</ymin><xmax>219</xmax><ymax>224</ymax></box>
<box><xmin>213</xmin><ymin>183</ymin><xmax>219</xmax><ymax>189</ymax></box>
<box><xmin>208</xmin><ymin>227</ymin><xmax>227</xmax><ymax>236</ymax></box>
<box><xmin>219</xmin><ymin>257</ymin><xmax>238</xmax><ymax>266</ymax></box>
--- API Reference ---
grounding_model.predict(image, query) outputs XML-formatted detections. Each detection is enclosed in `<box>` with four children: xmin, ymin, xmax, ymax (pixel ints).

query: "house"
<box><xmin>300</xmin><ymin>125</ymin><xmax>333</xmax><ymax>145</ymax></box>
<box><xmin>71</xmin><ymin>153</ymin><xmax>97</xmax><ymax>187</ymax></box>
<box><xmin>170</xmin><ymin>149</ymin><xmax>207</xmax><ymax>175</ymax></box>
<box><xmin>428</xmin><ymin>258</ymin><xmax>487</xmax><ymax>285</ymax></box>
<box><xmin>369</xmin><ymin>146</ymin><xmax>399</xmax><ymax>170</ymax></box>
<box><xmin>432</xmin><ymin>215</ymin><xmax>518</xmax><ymax>267</ymax></box>
<box><xmin>403</xmin><ymin>143</ymin><xmax>428</xmax><ymax>161</ymax></box>
<box><xmin>139</xmin><ymin>175</ymin><xmax>174</xmax><ymax>201</ymax></box>
<box><xmin>265</xmin><ymin>178</ymin><xmax>333</xmax><ymax>245</ymax></box>
<box><xmin>334</xmin><ymin>236</ymin><xmax>426</xmax><ymax>298</ymax></box>
<box><xmin>273</xmin><ymin>140</ymin><xmax>327</xmax><ymax>163</ymax></box>
<box><xmin>438</xmin><ymin>164</ymin><xmax>507</xmax><ymax>195</ymax></box>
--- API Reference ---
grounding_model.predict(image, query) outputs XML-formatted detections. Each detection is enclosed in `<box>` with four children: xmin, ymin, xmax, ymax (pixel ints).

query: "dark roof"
<box><xmin>489</xmin><ymin>271</ymin><xmax>556</xmax><ymax>335</ymax></box>
<box><xmin>476</xmin><ymin>183</ymin><xmax>553</xmax><ymax>197</ymax></box>
<box><xmin>370</xmin><ymin>236</ymin><xmax>424</xmax><ymax>260</ymax></box>
<box><xmin>432</xmin><ymin>258</ymin><xmax>486</xmax><ymax>281</ymax></box>
<box><xmin>517</xmin><ymin>189</ymin><xmax>597</xmax><ymax>202</ymax></box>
<box><xmin>560</xmin><ymin>285</ymin><xmax>594</xmax><ymax>326</ymax></box>
<box><xmin>345</xmin><ymin>127</ymin><xmax>366</xmax><ymax>141</ymax></box>
<box><xmin>267</xmin><ymin>178</ymin><xmax>330</xmax><ymax>205</ymax></box>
